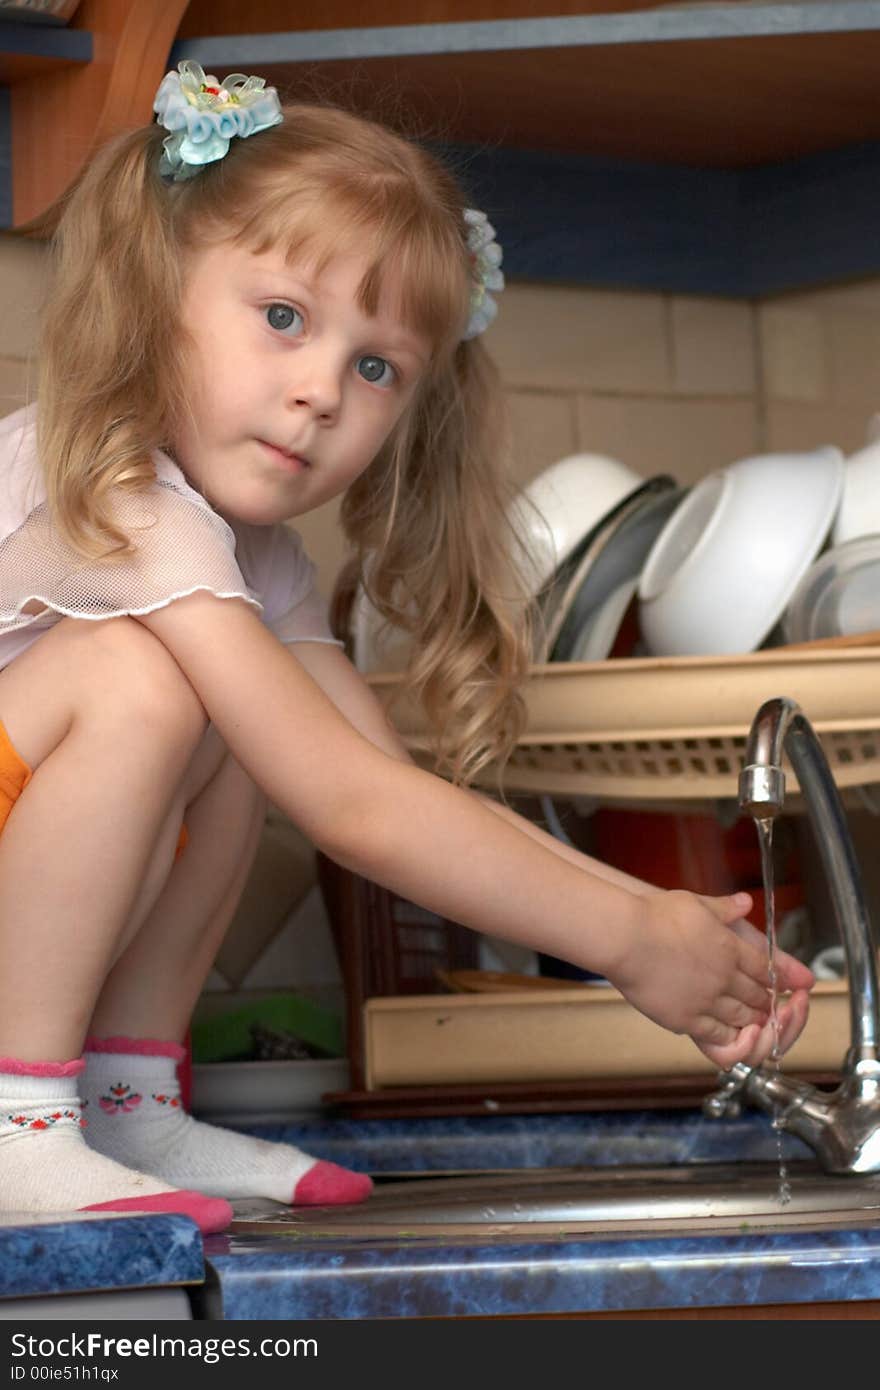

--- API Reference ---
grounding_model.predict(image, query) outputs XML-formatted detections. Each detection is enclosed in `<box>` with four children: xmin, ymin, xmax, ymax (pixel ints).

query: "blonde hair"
<box><xmin>37</xmin><ymin>103</ymin><xmax>533</xmax><ymax>785</ymax></box>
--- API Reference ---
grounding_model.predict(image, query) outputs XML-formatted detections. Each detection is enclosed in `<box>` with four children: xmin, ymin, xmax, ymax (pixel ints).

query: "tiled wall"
<box><xmin>6</xmin><ymin>232</ymin><xmax>880</xmax><ymax>597</ymax></box>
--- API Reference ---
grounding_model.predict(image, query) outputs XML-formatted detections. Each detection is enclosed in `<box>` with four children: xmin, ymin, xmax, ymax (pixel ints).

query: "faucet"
<box><xmin>703</xmin><ymin>695</ymin><xmax>880</xmax><ymax>1173</ymax></box>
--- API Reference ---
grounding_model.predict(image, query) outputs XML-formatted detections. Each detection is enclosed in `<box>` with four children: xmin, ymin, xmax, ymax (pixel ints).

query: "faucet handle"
<box><xmin>702</xmin><ymin>1064</ymin><xmax>752</xmax><ymax>1119</ymax></box>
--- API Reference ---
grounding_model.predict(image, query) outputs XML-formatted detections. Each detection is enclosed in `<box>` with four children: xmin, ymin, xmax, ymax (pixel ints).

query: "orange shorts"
<box><xmin>0</xmin><ymin>718</ymin><xmax>188</xmax><ymax>858</ymax></box>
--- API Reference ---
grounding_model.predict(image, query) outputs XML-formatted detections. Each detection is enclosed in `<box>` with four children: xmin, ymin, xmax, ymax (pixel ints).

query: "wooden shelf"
<box><xmin>0</xmin><ymin>20</ymin><xmax>90</xmax><ymax>83</ymax></box>
<box><xmin>170</xmin><ymin>2</ymin><xmax>880</xmax><ymax>167</ymax></box>
<box><xmin>11</xmin><ymin>2</ymin><xmax>880</xmax><ymax>293</ymax></box>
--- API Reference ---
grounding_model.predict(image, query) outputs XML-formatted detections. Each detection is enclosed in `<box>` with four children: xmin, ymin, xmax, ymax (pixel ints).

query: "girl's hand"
<box><xmin>692</xmin><ymin>913</ymin><xmax>814</xmax><ymax>1069</ymax></box>
<box><xmin>693</xmin><ymin>987</ymin><xmax>811</xmax><ymax>1070</ymax></box>
<box><xmin>603</xmin><ymin>888</ymin><xmax>812</xmax><ymax>1050</ymax></box>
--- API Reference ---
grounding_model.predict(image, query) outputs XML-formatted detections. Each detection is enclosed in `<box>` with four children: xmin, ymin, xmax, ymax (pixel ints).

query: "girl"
<box><xmin>0</xmin><ymin>63</ymin><xmax>813</xmax><ymax>1235</ymax></box>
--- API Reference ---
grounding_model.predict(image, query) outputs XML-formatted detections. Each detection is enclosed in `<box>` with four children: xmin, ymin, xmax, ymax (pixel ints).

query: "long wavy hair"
<box><xmin>37</xmin><ymin>102</ymin><xmax>534</xmax><ymax>785</ymax></box>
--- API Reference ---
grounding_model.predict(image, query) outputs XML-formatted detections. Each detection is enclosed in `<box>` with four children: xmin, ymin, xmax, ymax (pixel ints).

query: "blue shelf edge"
<box><xmin>0</xmin><ymin>20</ymin><xmax>90</xmax><ymax>62</ymax></box>
<box><xmin>170</xmin><ymin>5</ymin><xmax>880</xmax><ymax>67</ymax></box>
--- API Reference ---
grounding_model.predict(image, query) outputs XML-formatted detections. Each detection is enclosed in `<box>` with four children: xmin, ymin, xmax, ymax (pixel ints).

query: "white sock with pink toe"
<box><xmin>81</xmin><ymin>1037</ymin><xmax>373</xmax><ymax>1206</ymax></box>
<box><xmin>0</xmin><ymin>1056</ymin><xmax>231</xmax><ymax>1234</ymax></box>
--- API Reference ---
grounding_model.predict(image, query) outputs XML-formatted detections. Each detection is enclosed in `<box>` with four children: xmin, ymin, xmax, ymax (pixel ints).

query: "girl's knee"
<box><xmin>2</xmin><ymin>619</ymin><xmax>207</xmax><ymax>772</ymax></box>
<box><xmin>86</xmin><ymin>618</ymin><xmax>208</xmax><ymax>742</ymax></box>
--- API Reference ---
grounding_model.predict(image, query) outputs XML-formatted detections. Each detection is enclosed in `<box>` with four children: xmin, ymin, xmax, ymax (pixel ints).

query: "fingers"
<box><xmin>722</xmin><ymin>911</ymin><xmax>811</xmax><ymax>1000</ymax></box>
<box><xmin>694</xmin><ymin>1022</ymin><xmax>762</xmax><ymax>1070</ymax></box>
<box><xmin>727</xmin><ymin>916</ymin><xmax>766</xmax><ymax>949</ymax></box>
<box><xmin>727</xmin><ymin>917</ymin><xmax>816</xmax><ymax>991</ymax></box>
<box><xmin>742</xmin><ymin>990</ymin><xmax>811</xmax><ymax>1066</ymax></box>
<box><xmin>703</xmin><ymin>891</ymin><xmax>753</xmax><ymax>926</ymax></box>
<box><xmin>712</xmin><ymin>993</ymin><xmax>769</xmax><ymax>1031</ymax></box>
<box><xmin>725</xmin><ymin>917</ymin><xmax>818</xmax><ymax>997</ymax></box>
<box><xmin>773</xmin><ymin>949</ymin><xmax>816</xmax><ymax>992</ymax></box>
<box><xmin>778</xmin><ymin>990</ymin><xmax>811</xmax><ymax>1053</ymax></box>
<box><xmin>692</xmin><ymin>990</ymin><xmax>811</xmax><ymax>1071</ymax></box>
<box><xmin>729</xmin><ymin>970</ymin><xmax>773</xmax><ymax>1013</ymax></box>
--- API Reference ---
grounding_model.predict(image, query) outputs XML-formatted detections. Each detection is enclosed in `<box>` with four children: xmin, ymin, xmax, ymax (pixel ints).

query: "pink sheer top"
<box><xmin>0</xmin><ymin>405</ymin><xmax>341</xmax><ymax>671</ymax></box>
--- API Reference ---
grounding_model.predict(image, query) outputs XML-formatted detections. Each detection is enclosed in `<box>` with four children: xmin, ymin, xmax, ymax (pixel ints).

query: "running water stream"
<box><xmin>754</xmin><ymin>815</ymin><xmax>792</xmax><ymax>1207</ymax></box>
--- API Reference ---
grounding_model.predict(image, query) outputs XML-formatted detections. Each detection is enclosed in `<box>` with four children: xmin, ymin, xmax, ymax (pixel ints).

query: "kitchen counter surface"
<box><xmin>6</xmin><ymin>1108</ymin><xmax>880</xmax><ymax>1318</ymax></box>
<box><xmin>239</xmin><ymin>1105</ymin><xmax>816</xmax><ymax>1174</ymax></box>
<box><xmin>0</xmin><ymin>1210</ymin><xmax>205</xmax><ymax>1301</ymax></box>
<box><xmin>205</xmin><ymin>1223</ymin><xmax>880</xmax><ymax>1320</ymax></box>
<box><xmin>203</xmin><ymin>1107</ymin><xmax>880</xmax><ymax>1319</ymax></box>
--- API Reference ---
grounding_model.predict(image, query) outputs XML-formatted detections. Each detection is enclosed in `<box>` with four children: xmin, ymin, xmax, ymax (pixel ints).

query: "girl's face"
<box><xmin>173</xmin><ymin>240</ymin><xmax>432</xmax><ymax>525</ymax></box>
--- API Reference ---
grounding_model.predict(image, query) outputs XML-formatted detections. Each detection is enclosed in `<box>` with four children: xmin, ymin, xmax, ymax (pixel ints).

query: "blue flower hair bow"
<box><xmin>153</xmin><ymin>59</ymin><xmax>283</xmax><ymax>182</ymax></box>
<box><xmin>463</xmin><ymin>208</ymin><xmax>505</xmax><ymax>340</ymax></box>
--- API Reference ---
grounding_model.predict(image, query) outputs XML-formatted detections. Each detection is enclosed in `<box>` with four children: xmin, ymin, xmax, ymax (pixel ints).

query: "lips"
<box><xmin>258</xmin><ymin>439</ymin><xmax>310</xmax><ymax>472</ymax></box>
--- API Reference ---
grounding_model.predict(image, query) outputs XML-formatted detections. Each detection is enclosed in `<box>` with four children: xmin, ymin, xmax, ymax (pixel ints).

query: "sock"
<box><xmin>0</xmin><ymin>1058</ymin><xmax>232</xmax><ymax>1234</ymax></box>
<box><xmin>82</xmin><ymin>1038</ymin><xmax>373</xmax><ymax>1207</ymax></box>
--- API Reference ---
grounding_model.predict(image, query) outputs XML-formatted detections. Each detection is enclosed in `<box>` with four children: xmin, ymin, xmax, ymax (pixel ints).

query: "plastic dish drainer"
<box><xmin>367</xmin><ymin>648</ymin><xmax>880</xmax><ymax>803</ymax></box>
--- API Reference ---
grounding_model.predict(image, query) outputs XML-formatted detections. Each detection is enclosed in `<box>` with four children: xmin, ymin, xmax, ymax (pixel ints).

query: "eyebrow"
<box><xmin>254</xmin><ymin>261</ymin><xmax>430</xmax><ymax>366</ymax></box>
<box><xmin>382</xmin><ymin>335</ymin><xmax>430</xmax><ymax>368</ymax></box>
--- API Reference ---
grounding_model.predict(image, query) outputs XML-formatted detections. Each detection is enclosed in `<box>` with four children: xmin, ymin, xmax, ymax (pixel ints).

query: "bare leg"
<box><xmin>0</xmin><ymin>618</ymin><xmax>233</xmax><ymax>1230</ymax></box>
<box><xmin>90</xmin><ymin>732</ymin><xmax>267</xmax><ymax>1041</ymax></box>
<box><xmin>0</xmin><ymin>617</ymin><xmax>208</xmax><ymax>1061</ymax></box>
<box><xmin>81</xmin><ymin>723</ymin><xmax>373</xmax><ymax>1207</ymax></box>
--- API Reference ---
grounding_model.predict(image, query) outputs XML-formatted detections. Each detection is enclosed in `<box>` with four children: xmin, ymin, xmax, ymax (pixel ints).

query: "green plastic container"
<box><xmin>191</xmin><ymin>993</ymin><xmax>344</xmax><ymax>1064</ymax></box>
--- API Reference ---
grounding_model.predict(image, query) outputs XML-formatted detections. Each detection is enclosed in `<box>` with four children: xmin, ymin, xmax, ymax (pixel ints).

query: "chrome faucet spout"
<box><xmin>704</xmin><ymin>696</ymin><xmax>880</xmax><ymax>1173</ymax></box>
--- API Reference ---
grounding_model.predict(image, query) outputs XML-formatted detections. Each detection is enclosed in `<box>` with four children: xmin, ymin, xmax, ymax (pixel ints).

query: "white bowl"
<box><xmin>831</xmin><ymin>437</ymin><xmax>880</xmax><ymax>546</ymax></box>
<box><xmin>509</xmin><ymin>452</ymin><xmax>644</xmax><ymax>596</ymax></box>
<box><xmin>637</xmin><ymin>447</ymin><xmax>844</xmax><ymax>656</ymax></box>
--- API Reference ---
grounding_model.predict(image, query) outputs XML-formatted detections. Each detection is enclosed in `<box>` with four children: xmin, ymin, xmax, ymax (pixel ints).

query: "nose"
<box><xmin>286</xmin><ymin>346</ymin><xmax>342</xmax><ymax>423</ymax></box>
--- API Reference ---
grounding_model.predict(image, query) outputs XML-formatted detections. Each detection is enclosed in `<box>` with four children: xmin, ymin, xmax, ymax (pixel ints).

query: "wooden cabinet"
<box><xmin>7</xmin><ymin>0</ymin><xmax>188</xmax><ymax>231</ymax></box>
<box><xmin>9</xmin><ymin>2</ymin><xmax>880</xmax><ymax>290</ymax></box>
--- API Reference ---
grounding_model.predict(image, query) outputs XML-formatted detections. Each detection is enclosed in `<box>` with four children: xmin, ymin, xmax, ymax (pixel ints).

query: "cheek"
<box><xmin>366</xmin><ymin>391</ymin><xmax>414</xmax><ymax>451</ymax></box>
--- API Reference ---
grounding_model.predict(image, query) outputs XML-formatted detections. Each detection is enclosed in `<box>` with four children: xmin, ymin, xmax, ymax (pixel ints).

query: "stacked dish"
<box><xmin>538</xmin><ymin>476</ymin><xmax>684</xmax><ymax>662</ymax></box>
<box><xmin>348</xmin><ymin>439</ymin><xmax>880</xmax><ymax>671</ymax></box>
<box><xmin>783</xmin><ymin>538</ymin><xmax>880</xmax><ymax>644</ymax></box>
<box><xmin>637</xmin><ymin>447</ymin><xmax>844</xmax><ymax>656</ymax></box>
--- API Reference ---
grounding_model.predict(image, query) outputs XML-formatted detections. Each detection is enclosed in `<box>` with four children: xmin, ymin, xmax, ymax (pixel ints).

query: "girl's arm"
<box><xmin>136</xmin><ymin>595</ymin><xmax>807</xmax><ymax>1062</ymax></box>
<box><xmin>292</xmin><ymin>639</ymin><xmax>815</xmax><ymax>1068</ymax></box>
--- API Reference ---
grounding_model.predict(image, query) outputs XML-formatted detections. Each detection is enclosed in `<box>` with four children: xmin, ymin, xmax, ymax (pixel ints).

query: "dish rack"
<box><xmin>367</xmin><ymin>647</ymin><xmax>880</xmax><ymax>802</ymax></box>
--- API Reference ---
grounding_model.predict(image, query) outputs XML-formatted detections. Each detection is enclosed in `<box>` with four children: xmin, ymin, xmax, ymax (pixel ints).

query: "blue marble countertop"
<box><xmin>206</xmin><ymin>1225</ymin><xmax>880</xmax><ymax>1320</ymax></box>
<box><xmin>0</xmin><ymin>1211</ymin><xmax>205</xmax><ymax>1300</ymax></box>
<box><xmin>240</xmin><ymin>1106</ymin><xmax>815</xmax><ymax>1174</ymax></box>
<box><xmin>202</xmin><ymin>1108</ymin><xmax>880</xmax><ymax>1319</ymax></box>
<box><xmin>7</xmin><ymin>1108</ymin><xmax>880</xmax><ymax>1317</ymax></box>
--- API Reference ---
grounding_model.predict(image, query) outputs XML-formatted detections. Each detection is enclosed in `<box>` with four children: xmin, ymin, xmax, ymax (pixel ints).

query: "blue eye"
<box><xmin>266</xmin><ymin>303</ymin><xmax>304</xmax><ymax>335</ymax></box>
<box><xmin>357</xmin><ymin>355</ymin><xmax>396</xmax><ymax>387</ymax></box>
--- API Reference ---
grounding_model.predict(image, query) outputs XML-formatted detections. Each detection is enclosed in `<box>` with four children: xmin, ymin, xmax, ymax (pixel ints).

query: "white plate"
<box><xmin>567</xmin><ymin>579</ymin><xmax>638</xmax><ymax>662</ymax></box>
<box><xmin>544</xmin><ymin>477</ymin><xmax>681</xmax><ymax>661</ymax></box>
<box><xmin>191</xmin><ymin>1058</ymin><xmax>350</xmax><ymax>1126</ymax></box>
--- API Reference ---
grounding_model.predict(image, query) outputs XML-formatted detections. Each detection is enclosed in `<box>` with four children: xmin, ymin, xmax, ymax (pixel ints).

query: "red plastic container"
<box><xmin>590</xmin><ymin>807</ymin><xmax>804</xmax><ymax>932</ymax></box>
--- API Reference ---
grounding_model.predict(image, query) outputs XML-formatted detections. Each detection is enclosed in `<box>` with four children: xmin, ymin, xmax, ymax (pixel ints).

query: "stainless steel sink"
<box><xmin>229</xmin><ymin>1162</ymin><xmax>880</xmax><ymax>1239</ymax></box>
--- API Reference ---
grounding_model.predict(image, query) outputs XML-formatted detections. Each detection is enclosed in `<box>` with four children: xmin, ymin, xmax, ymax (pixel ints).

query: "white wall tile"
<box><xmin>504</xmin><ymin>389</ymin><xmax>579</xmax><ymax>487</ymax></box>
<box><xmin>670</xmin><ymin>296</ymin><xmax>757</xmax><ymax>397</ymax></box>
<box><xmin>759</xmin><ymin>305</ymin><xmax>828</xmax><ymax>403</ymax></box>
<box><xmin>0</xmin><ymin>234</ymin><xmax>47</xmax><ymax>360</ymax></box>
<box><xmin>484</xmin><ymin>282</ymin><xmax>670</xmax><ymax>393</ymax></box>
<box><xmin>576</xmin><ymin>394</ymin><xmax>760</xmax><ymax>487</ymax></box>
